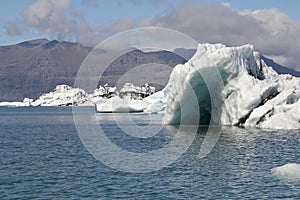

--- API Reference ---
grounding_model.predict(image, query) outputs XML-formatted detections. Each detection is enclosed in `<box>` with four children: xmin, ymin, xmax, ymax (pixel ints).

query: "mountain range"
<box><xmin>0</xmin><ymin>38</ymin><xmax>299</xmax><ymax>101</ymax></box>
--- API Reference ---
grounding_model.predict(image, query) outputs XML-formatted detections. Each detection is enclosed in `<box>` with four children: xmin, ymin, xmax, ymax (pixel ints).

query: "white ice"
<box><xmin>31</xmin><ymin>84</ymin><xmax>89</xmax><ymax>106</ymax></box>
<box><xmin>95</xmin><ymin>96</ymin><xmax>147</xmax><ymax>113</ymax></box>
<box><xmin>0</xmin><ymin>97</ymin><xmax>33</xmax><ymax>107</ymax></box>
<box><xmin>1</xmin><ymin>43</ymin><xmax>299</xmax><ymax>130</ymax></box>
<box><xmin>271</xmin><ymin>163</ymin><xmax>300</xmax><ymax>183</ymax></box>
<box><xmin>94</xmin><ymin>83</ymin><xmax>159</xmax><ymax>113</ymax></box>
<box><xmin>162</xmin><ymin>43</ymin><xmax>300</xmax><ymax>129</ymax></box>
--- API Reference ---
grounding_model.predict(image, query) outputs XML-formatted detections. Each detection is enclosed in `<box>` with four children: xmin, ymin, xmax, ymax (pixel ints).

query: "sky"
<box><xmin>0</xmin><ymin>0</ymin><xmax>300</xmax><ymax>70</ymax></box>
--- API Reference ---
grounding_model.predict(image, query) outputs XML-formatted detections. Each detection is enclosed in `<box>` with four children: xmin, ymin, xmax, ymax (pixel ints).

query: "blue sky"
<box><xmin>0</xmin><ymin>0</ymin><xmax>300</xmax><ymax>70</ymax></box>
<box><xmin>1</xmin><ymin>0</ymin><xmax>299</xmax><ymax>45</ymax></box>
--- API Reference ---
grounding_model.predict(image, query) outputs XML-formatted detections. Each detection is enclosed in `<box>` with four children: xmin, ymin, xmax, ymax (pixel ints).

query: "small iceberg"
<box><xmin>93</xmin><ymin>83</ymin><xmax>166</xmax><ymax>113</ymax></box>
<box><xmin>271</xmin><ymin>163</ymin><xmax>300</xmax><ymax>183</ymax></box>
<box><xmin>0</xmin><ymin>97</ymin><xmax>33</xmax><ymax>107</ymax></box>
<box><xmin>95</xmin><ymin>96</ymin><xmax>147</xmax><ymax>113</ymax></box>
<box><xmin>94</xmin><ymin>92</ymin><xmax>166</xmax><ymax>113</ymax></box>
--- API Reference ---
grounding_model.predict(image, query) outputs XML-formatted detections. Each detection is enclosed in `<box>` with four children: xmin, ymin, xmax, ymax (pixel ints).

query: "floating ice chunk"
<box><xmin>32</xmin><ymin>84</ymin><xmax>89</xmax><ymax>106</ymax></box>
<box><xmin>0</xmin><ymin>97</ymin><xmax>33</xmax><ymax>107</ymax></box>
<box><xmin>94</xmin><ymin>90</ymin><xmax>166</xmax><ymax>113</ymax></box>
<box><xmin>95</xmin><ymin>96</ymin><xmax>147</xmax><ymax>113</ymax></box>
<box><xmin>271</xmin><ymin>163</ymin><xmax>300</xmax><ymax>183</ymax></box>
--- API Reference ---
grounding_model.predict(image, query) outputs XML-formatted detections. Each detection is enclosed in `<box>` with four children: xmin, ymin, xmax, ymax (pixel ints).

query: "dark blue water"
<box><xmin>0</xmin><ymin>107</ymin><xmax>299</xmax><ymax>199</ymax></box>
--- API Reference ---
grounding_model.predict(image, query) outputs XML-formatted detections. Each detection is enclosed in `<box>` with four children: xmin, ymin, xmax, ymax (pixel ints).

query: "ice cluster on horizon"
<box><xmin>0</xmin><ymin>83</ymin><xmax>157</xmax><ymax>108</ymax></box>
<box><xmin>1</xmin><ymin>43</ymin><xmax>299</xmax><ymax>129</ymax></box>
<box><xmin>92</xmin><ymin>83</ymin><xmax>161</xmax><ymax>113</ymax></box>
<box><xmin>31</xmin><ymin>85</ymin><xmax>89</xmax><ymax>106</ymax></box>
<box><xmin>0</xmin><ymin>97</ymin><xmax>33</xmax><ymax>107</ymax></box>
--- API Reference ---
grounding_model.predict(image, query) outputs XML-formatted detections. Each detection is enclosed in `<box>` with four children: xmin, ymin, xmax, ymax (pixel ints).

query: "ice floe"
<box><xmin>271</xmin><ymin>163</ymin><xmax>300</xmax><ymax>183</ymax></box>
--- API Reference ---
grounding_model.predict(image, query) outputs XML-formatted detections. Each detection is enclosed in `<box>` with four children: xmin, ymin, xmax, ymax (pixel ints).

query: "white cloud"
<box><xmin>134</xmin><ymin>3</ymin><xmax>300</xmax><ymax>70</ymax></box>
<box><xmin>238</xmin><ymin>8</ymin><xmax>300</xmax><ymax>69</ymax></box>
<box><xmin>23</xmin><ymin>0</ymin><xmax>70</xmax><ymax>27</ymax></box>
<box><xmin>10</xmin><ymin>0</ymin><xmax>106</xmax><ymax>45</ymax></box>
<box><xmin>5</xmin><ymin>1</ymin><xmax>300</xmax><ymax>70</ymax></box>
<box><xmin>221</xmin><ymin>2</ymin><xmax>231</xmax><ymax>8</ymax></box>
<box><xmin>5</xmin><ymin>21</ymin><xmax>23</xmax><ymax>35</ymax></box>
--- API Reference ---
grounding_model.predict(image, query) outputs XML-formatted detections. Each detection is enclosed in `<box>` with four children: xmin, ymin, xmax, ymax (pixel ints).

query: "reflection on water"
<box><xmin>0</xmin><ymin>106</ymin><xmax>75</xmax><ymax>125</ymax></box>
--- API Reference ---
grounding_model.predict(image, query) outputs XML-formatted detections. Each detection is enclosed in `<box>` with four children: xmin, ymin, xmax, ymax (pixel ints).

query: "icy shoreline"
<box><xmin>0</xmin><ymin>83</ymin><xmax>157</xmax><ymax>108</ymax></box>
<box><xmin>1</xmin><ymin>43</ymin><xmax>299</xmax><ymax>129</ymax></box>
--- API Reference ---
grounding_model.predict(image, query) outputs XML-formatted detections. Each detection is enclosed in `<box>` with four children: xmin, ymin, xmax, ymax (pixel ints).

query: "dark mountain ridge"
<box><xmin>0</xmin><ymin>39</ymin><xmax>185</xmax><ymax>101</ymax></box>
<box><xmin>0</xmin><ymin>39</ymin><xmax>92</xmax><ymax>101</ymax></box>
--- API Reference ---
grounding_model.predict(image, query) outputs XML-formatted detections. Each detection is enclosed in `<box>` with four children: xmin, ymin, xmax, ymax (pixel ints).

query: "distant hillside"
<box><xmin>0</xmin><ymin>39</ymin><xmax>298</xmax><ymax>101</ymax></box>
<box><xmin>0</xmin><ymin>39</ymin><xmax>186</xmax><ymax>101</ymax></box>
<box><xmin>0</xmin><ymin>39</ymin><xmax>91</xmax><ymax>101</ymax></box>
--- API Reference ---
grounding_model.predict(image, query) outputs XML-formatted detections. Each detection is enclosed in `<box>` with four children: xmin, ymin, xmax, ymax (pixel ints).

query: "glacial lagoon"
<box><xmin>0</xmin><ymin>107</ymin><xmax>299</xmax><ymax>199</ymax></box>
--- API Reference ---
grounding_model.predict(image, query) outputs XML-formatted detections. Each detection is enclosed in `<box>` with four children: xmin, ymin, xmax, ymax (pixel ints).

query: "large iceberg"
<box><xmin>162</xmin><ymin>43</ymin><xmax>300</xmax><ymax>129</ymax></box>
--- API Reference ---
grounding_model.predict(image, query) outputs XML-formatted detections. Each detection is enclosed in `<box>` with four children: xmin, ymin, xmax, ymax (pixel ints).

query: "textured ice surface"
<box><xmin>95</xmin><ymin>96</ymin><xmax>147</xmax><ymax>113</ymax></box>
<box><xmin>31</xmin><ymin>85</ymin><xmax>89</xmax><ymax>106</ymax></box>
<box><xmin>162</xmin><ymin>43</ymin><xmax>300</xmax><ymax>129</ymax></box>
